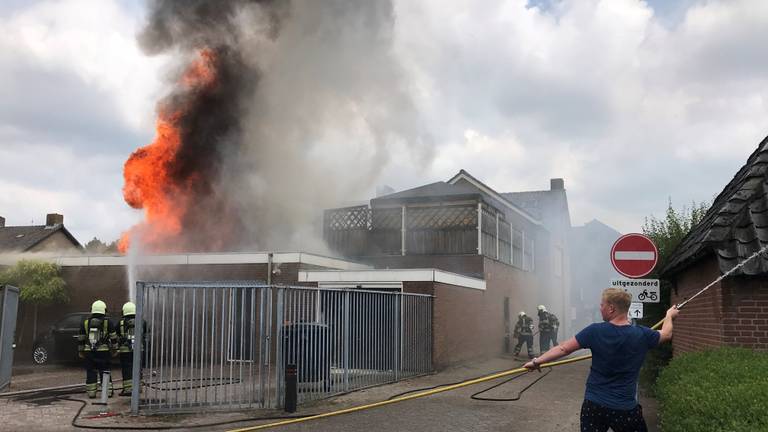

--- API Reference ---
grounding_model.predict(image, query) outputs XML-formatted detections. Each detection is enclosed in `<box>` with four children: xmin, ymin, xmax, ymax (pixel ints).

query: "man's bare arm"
<box><xmin>523</xmin><ymin>336</ymin><xmax>581</xmax><ymax>370</ymax></box>
<box><xmin>658</xmin><ymin>306</ymin><xmax>679</xmax><ymax>343</ymax></box>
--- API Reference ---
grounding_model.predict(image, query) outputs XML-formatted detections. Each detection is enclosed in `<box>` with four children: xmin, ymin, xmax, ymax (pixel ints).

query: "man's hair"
<box><xmin>602</xmin><ymin>288</ymin><xmax>631</xmax><ymax>313</ymax></box>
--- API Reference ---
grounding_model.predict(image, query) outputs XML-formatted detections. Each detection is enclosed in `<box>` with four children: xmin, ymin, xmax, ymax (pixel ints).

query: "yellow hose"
<box><xmin>227</xmin><ymin>316</ymin><xmax>668</xmax><ymax>431</ymax></box>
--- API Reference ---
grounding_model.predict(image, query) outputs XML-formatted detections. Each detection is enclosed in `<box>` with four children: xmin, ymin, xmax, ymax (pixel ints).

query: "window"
<box><xmin>523</xmin><ymin>236</ymin><xmax>535</xmax><ymax>272</ymax></box>
<box><xmin>554</xmin><ymin>246</ymin><xmax>563</xmax><ymax>277</ymax></box>
<box><xmin>512</xmin><ymin>229</ymin><xmax>524</xmax><ymax>268</ymax></box>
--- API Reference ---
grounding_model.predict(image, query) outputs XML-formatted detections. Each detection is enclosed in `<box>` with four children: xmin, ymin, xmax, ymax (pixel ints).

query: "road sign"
<box><xmin>610</xmin><ymin>233</ymin><xmax>658</xmax><ymax>278</ymax></box>
<box><xmin>610</xmin><ymin>279</ymin><xmax>660</xmax><ymax>303</ymax></box>
<box><xmin>628</xmin><ymin>302</ymin><xmax>643</xmax><ymax>319</ymax></box>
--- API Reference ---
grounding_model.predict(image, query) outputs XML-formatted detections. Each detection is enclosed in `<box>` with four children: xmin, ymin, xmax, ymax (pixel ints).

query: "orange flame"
<box><xmin>119</xmin><ymin>50</ymin><xmax>217</xmax><ymax>253</ymax></box>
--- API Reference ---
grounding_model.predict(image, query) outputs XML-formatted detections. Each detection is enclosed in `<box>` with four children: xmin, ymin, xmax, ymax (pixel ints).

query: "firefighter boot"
<box><xmin>86</xmin><ymin>383</ymin><xmax>98</xmax><ymax>399</ymax></box>
<box><xmin>120</xmin><ymin>379</ymin><xmax>132</xmax><ymax>396</ymax></box>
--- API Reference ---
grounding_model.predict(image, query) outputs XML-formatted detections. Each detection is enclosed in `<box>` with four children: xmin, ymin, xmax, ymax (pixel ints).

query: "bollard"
<box><xmin>95</xmin><ymin>370</ymin><xmax>111</xmax><ymax>405</ymax></box>
<box><xmin>285</xmin><ymin>364</ymin><xmax>297</xmax><ymax>413</ymax></box>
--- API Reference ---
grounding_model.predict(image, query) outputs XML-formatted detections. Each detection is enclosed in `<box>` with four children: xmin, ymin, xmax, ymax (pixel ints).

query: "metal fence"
<box><xmin>0</xmin><ymin>285</ymin><xmax>20</xmax><ymax>392</ymax></box>
<box><xmin>131</xmin><ymin>282</ymin><xmax>433</xmax><ymax>414</ymax></box>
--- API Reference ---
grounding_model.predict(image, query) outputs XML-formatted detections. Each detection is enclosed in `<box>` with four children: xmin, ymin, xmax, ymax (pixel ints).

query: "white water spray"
<box><xmin>126</xmin><ymin>243</ymin><xmax>140</xmax><ymax>303</ymax></box>
<box><xmin>677</xmin><ymin>243</ymin><xmax>768</xmax><ymax>309</ymax></box>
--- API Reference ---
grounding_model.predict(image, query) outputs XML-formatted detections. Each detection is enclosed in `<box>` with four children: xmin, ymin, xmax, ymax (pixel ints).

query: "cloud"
<box><xmin>389</xmin><ymin>0</ymin><xmax>768</xmax><ymax>232</ymax></box>
<box><xmin>0</xmin><ymin>0</ymin><xmax>163</xmax><ymax>151</ymax></box>
<box><xmin>0</xmin><ymin>0</ymin><xmax>160</xmax><ymax>243</ymax></box>
<box><xmin>2</xmin><ymin>0</ymin><xmax>768</xmax><ymax>245</ymax></box>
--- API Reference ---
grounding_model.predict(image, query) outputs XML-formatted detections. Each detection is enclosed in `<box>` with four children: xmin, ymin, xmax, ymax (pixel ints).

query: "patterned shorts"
<box><xmin>580</xmin><ymin>399</ymin><xmax>648</xmax><ymax>432</ymax></box>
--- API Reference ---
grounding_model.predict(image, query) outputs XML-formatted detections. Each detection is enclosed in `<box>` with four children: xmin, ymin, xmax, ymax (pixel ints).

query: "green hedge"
<box><xmin>656</xmin><ymin>347</ymin><xmax>768</xmax><ymax>432</ymax></box>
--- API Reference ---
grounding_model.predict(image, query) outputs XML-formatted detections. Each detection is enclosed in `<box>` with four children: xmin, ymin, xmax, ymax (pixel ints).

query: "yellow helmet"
<box><xmin>91</xmin><ymin>300</ymin><xmax>107</xmax><ymax>315</ymax></box>
<box><xmin>537</xmin><ymin>305</ymin><xmax>547</xmax><ymax>312</ymax></box>
<box><xmin>122</xmin><ymin>302</ymin><xmax>136</xmax><ymax>316</ymax></box>
<box><xmin>518</xmin><ymin>311</ymin><xmax>526</xmax><ymax>317</ymax></box>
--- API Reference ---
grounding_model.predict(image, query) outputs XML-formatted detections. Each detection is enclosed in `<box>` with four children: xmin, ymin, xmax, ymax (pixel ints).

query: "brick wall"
<box><xmin>406</xmin><ymin>258</ymin><xmax>543</xmax><ymax>369</ymax></box>
<box><xmin>722</xmin><ymin>277</ymin><xmax>768</xmax><ymax>351</ymax></box>
<box><xmin>671</xmin><ymin>254</ymin><xmax>768</xmax><ymax>354</ymax></box>
<box><xmin>670</xmin><ymin>255</ymin><xmax>724</xmax><ymax>354</ymax></box>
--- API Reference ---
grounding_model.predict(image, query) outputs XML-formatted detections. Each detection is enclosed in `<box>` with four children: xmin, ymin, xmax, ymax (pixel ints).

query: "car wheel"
<box><xmin>32</xmin><ymin>345</ymin><xmax>49</xmax><ymax>365</ymax></box>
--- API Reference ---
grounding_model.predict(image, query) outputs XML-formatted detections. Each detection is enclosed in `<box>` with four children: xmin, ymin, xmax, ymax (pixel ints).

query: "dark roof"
<box><xmin>0</xmin><ymin>224</ymin><xmax>82</xmax><ymax>253</ymax></box>
<box><xmin>446</xmin><ymin>170</ymin><xmax>541</xmax><ymax>222</ymax></box>
<box><xmin>502</xmin><ymin>191</ymin><xmax>549</xmax><ymax>219</ymax></box>
<box><xmin>371</xmin><ymin>181</ymin><xmax>482</xmax><ymax>206</ymax></box>
<box><xmin>662</xmin><ymin>134</ymin><xmax>768</xmax><ymax>276</ymax></box>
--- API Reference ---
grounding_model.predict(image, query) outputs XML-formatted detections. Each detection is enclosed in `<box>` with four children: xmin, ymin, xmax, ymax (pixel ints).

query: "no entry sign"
<box><xmin>610</xmin><ymin>233</ymin><xmax>658</xmax><ymax>278</ymax></box>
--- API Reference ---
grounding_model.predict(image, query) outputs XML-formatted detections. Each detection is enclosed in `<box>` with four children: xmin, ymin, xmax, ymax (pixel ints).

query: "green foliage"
<box><xmin>637</xmin><ymin>199</ymin><xmax>710</xmax><ymax>392</ymax></box>
<box><xmin>656</xmin><ymin>347</ymin><xmax>768</xmax><ymax>432</ymax></box>
<box><xmin>84</xmin><ymin>237</ymin><xmax>119</xmax><ymax>253</ymax></box>
<box><xmin>642</xmin><ymin>198</ymin><xmax>710</xmax><ymax>270</ymax></box>
<box><xmin>0</xmin><ymin>259</ymin><xmax>68</xmax><ymax>305</ymax></box>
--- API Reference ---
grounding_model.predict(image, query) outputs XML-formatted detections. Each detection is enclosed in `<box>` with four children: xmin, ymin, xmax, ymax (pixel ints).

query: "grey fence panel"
<box><xmin>275</xmin><ymin>286</ymin><xmax>433</xmax><ymax>406</ymax></box>
<box><xmin>133</xmin><ymin>282</ymin><xmax>432</xmax><ymax>414</ymax></box>
<box><xmin>0</xmin><ymin>285</ymin><xmax>20</xmax><ymax>392</ymax></box>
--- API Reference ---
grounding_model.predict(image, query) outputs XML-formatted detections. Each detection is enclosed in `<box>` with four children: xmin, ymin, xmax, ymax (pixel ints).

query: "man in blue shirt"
<box><xmin>524</xmin><ymin>288</ymin><xmax>679</xmax><ymax>432</ymax></box>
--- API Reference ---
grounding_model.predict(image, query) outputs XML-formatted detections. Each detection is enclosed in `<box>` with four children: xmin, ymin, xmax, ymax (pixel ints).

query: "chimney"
<box><xmin>46</xmin><ymin>213</ymin><xmax>64</xmax><ymax>227</ymax></box>
<box><xmin>0</xmin><ymin>216</ymin><xmax>4</xmax><ymax>228</ymax></box>
<box><xmin>550</xmin><ymin>178</ymin><xmax>565</xmax><ymax>191</ymax></box>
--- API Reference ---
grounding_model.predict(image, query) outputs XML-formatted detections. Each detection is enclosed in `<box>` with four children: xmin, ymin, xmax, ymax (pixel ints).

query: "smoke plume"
<box><xmin>121</xmin><ymin>0</ymin><xmax>431</xmax><ymax>253</ymax></box>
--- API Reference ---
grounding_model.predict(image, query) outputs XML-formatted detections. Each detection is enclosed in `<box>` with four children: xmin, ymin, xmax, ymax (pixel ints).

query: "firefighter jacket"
<box><xmin>513</xmin><ymin>316</ymin><xmax>534</xmax><ymax>338</ymax></box>
<box><xmin>117</xmin><ymin>315</ymin><xmax>148</xmax><ymax>353</ymax></box>
<box><xmin>78</xmin><ymin>314</ymin><xmax>117</xmax><ymax>353</ymax></box>
<box><xmin>538</xmin><ymin>311</ymin><xmax>559</xmax><ymax>333</ymax></box>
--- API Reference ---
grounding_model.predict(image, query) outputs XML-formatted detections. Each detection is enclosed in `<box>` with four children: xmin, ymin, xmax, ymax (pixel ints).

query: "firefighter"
<box><xmin>78</xmin><ymin>300</ymin><xmax>117</xmax><ymax>398</ymax></box>
<box><xmin>537</xmin><ymin>304</ymin><xmax>559</xmax><ymax>354</ymax></box>
<box><xmin>512</xmin><ymin>311</ymin><xmax>535</xmax><ymax>359</ymax></box>
<box><xmin>117</xmin><ymin>302</ymin><xmax>136</xmax><ymax>396</ymax></box>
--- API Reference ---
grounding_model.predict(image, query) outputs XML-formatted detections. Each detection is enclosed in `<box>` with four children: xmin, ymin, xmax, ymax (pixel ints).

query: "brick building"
<box><xmin>5</xmin><ymin>171</ymin><xmax>576</xmax><ymax>368</ymax></box>
<box><xmin>322</xmin><ymin>170</ymin><xmax>573</xmax><ymax>365</ymax></box>
<box><xmin>661</xmin><ymin>136</ymin><xmax>768</xmax><ymax>354</ymax></box>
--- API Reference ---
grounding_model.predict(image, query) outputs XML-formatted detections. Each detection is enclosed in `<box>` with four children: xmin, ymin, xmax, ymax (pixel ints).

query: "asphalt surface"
<box><xmin>0</xmin><ymin>355</ymin><xmax>659</xmax><ymax>432</ymax></box>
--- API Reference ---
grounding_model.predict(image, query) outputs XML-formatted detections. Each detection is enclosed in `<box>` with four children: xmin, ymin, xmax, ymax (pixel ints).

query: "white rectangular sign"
<box><xmin>610</xmin><ymin>279</ymin><xmax>660</xmax><ymax>303</ymax></box>
<box><xmin>628</xmin><ymin>302</ymin><xmax>643</xmax><ymax>319</ymax></box>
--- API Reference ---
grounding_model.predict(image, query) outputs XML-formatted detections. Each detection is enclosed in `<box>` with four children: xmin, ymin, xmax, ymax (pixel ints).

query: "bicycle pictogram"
<box><xmin>637</xmin><ymin>289</ymin><xmax>658</xmax><ymax>301</ymax></box>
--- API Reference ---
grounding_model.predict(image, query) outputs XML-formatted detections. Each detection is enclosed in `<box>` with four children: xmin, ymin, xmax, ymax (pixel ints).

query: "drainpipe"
<box><xmin>267</xmin><ymin>252</ymin><xmax>273</xmax><ymax>285</ymax></box>
<box><xmin>401</xmin><ymin>205</ymin><xmax>407</xmax><ymax>256</ymax></box>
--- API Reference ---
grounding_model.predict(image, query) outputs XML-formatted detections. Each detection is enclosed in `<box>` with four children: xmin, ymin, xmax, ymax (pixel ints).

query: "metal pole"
<box><xmin>477</xmin><ymin>203</ymin><xmax>483</xmax><ymax>255</ymax></box>
<box><xmin>343</xmin><ymin>290</ymin><xmax>349</xmax><ymax>392</ymax></box>
<box><xmin>496</xmin><ymin>213</ymin><xmax>500</xmax><ymax>259</ymax></box>
<box><xmin>130</xmin><ymin>281</ymin><xmax>144</xmax><ymax>414</ymax></box>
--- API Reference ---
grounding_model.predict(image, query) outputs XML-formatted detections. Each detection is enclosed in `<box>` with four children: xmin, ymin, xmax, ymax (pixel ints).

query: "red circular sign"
<box><xmin>610</xmin><ymin>233</ymin><xmax>658</xmax><ymax>278</ymax></box>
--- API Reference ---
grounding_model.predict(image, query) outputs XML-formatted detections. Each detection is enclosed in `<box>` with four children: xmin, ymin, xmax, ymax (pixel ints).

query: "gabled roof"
<box><xmin>371</xmin><ymin>181</ymin><xmax>481</xmax><ymax>205</ymax></box>
<box><xmin>0</xmin><ymin>224</ymin><xmax>82</xmax><ymax>253</ymax></box>
<box><xmin>662</xmin><ymin>134</ymin><xmax>768</xmax><ymax>276</ymax></box>
<box><xmin>447</xmin><ymin>170</ymin><xmax>542</xmax><ymax>225</ymax></box>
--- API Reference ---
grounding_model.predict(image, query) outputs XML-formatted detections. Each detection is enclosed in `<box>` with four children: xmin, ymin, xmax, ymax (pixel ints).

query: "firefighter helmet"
<box><xmin>91</xmin><ymin>300</ymin><xmax>107</xmax><ymax>315</ymax></box>
<box><xmin>537</xmin><ymin>305</ymin><xmax>547</xmax><ymax>312</ymax></box>
<box><xmin>122</xmin><ymin>302</ymin><xmax>136</xmax><ymax>316</ymax></box>
<box><xmin>518</xmin><ymin>311</ymin><xmax>526</xmax><ymax>317</ymax></box>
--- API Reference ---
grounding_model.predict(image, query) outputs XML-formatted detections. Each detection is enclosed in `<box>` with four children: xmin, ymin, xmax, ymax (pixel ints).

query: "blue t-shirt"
<box><xmin>575</xmin><ymin>322</ymin><xmax>660</xmax><ymax>410</ymax></box>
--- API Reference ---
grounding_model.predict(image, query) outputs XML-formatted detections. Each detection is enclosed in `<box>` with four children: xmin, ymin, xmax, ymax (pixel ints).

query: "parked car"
<box><xmin>31</xmin><ymin>312</ymin><xmax>114</xmax><ymax>365</ymax></box>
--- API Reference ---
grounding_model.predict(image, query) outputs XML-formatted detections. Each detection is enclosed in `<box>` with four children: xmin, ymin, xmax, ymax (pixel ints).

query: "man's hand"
<box><xmin>666</xmin><ymin>306</ymin><xmax>680</xmax><ymax>320</ymax></box>
<box><xmin>523</xmin><ymin>357</ymin><xmax>541</xmax><ymax>371</ymax></box>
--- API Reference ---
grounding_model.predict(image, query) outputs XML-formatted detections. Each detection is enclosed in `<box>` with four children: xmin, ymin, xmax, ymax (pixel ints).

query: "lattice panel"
<box><xmin>406</xmin><ymin>205</ymin><xmax>478</xmax><ymax>230</ymax></box>
<box><xmin>324</xmin><ymin>206</ymin><xmax>371</xmax><ymax>230</ymax></box>
<box><xmin>372</xmin><ymin>208</ymin><xmax>403</xmax><ymax>230</ymax></box>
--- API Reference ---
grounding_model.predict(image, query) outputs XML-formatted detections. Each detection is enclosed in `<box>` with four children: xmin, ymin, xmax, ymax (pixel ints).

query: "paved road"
<box><xmin>0</xmin><ymin>355</ymin><xmax>659</xmax><ymax>432</ymax></box>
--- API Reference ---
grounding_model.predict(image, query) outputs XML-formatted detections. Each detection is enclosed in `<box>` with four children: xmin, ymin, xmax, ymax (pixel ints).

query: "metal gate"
<box><xmin>131</xmin><ymin>282</ymin><xmax>433</xmax><ymax>414</ymax></box>
<box><xmin>0</xmin><ymin>285</ymin><xmax>20</xmax><ymax>392</ymax></box>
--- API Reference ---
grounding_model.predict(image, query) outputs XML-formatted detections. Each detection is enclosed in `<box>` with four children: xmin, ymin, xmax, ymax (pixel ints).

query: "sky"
<box><xmin>1</xmin><ymin>0</ymin><xmax>767</xmax><ymax>246</ymax></box>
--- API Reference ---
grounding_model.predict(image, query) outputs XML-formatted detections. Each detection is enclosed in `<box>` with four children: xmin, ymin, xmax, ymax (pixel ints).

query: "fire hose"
<box><xmin>224</xmin><ymin>245</ymin><xmax>768</xmax><ymax>431</ymax></box>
